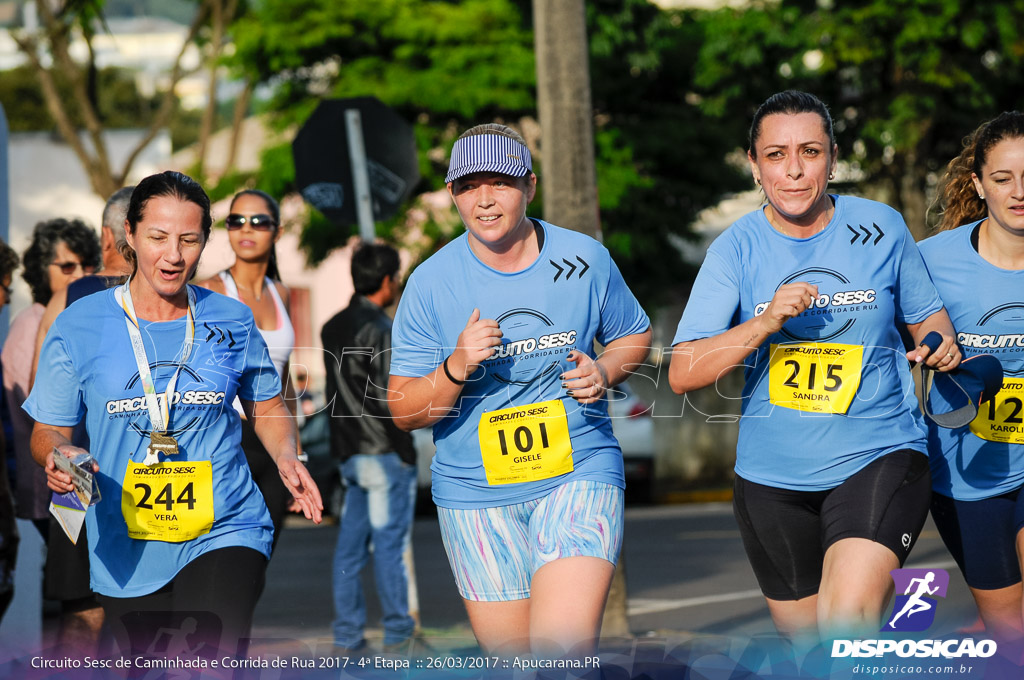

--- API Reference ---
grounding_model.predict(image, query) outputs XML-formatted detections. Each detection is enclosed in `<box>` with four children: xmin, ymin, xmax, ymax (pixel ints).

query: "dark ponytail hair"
<box><xmin>749</xmin><ymin>90</ymin><xmax>836</xmax><ymax>159</ymax></box>
<box><xmin>120</xmin><ymin>171</ymin><xmax>212</xmax><ymax>274</ymax></box>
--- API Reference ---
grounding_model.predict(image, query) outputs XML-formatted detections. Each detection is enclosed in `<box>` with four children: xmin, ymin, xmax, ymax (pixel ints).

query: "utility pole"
<box><xmin>533</xmin><ymin>0</ymin><xmax>629</xmax><ymax>641</ymax></box>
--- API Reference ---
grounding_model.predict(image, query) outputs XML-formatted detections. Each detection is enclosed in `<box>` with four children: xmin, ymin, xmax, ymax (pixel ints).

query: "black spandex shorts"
<box><xmin>44</xmin><ymin>517</ymin><xmax>98</xmax><ymax>610</ymax></box>
<box><xmin>931</xmin><ymin>487</ymin><xmax>1024</xmax><ymax>591</ymax></box>
<box><xmin>733</xmin><ymin>449</ymin><xmax>931</xmax><ymax>601</ymax></box>
<box><xmin>97</xmin><ymin>546</ymin><xmax>267</xmax><ymax>664</ymax></box>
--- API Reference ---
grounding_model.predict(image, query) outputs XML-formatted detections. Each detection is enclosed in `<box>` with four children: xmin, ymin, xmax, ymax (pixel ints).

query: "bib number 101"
<box><xmin>497</xmin><ymin>422</ymin><xmax>550</xmax><ymax>456</ymax></box>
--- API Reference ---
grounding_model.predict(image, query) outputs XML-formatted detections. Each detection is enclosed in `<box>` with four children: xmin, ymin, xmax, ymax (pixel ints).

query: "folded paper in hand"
<box><xmin>49</xmin><ymin>449</ymin><xmax>101</xmax><ymax>544</ymax></box>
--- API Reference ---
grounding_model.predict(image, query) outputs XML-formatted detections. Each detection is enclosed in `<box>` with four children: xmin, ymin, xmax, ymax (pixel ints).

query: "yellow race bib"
<box><xmin>122</xmin><ymin>461</ymin><xmax>214</xmax><ymax>542</ymax></box>
<box><xmin>970</xmin><ymin>378</ymin><xmax>1024</xmax><ymax>443</ymax></box>
<box><xmin>478</xmin><ymin>400</ymin><xmax>574</xmax><ymax>485</ymax></box>
<box><xmin>768</xmin><ymin>343</ymin><xmax>864</xmax><ymax>414</ymax></box>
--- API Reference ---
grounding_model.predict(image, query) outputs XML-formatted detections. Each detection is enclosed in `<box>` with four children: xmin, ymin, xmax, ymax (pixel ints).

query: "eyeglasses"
<box><xmin>51</xmin><ymin>261</ymin><xmax>84</xmax><ymax>275</ymax></box>
<box><xmin>226</xmin><ymin>214</ymin><xmax>276</xmax><ymax>231</ymax></box>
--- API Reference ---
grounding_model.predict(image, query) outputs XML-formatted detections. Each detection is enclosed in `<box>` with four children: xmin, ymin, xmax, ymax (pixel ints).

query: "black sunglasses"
<box><xmin>51</xmin><ymin>260</ymin><xmax>84</xmax><ymax>275</ymax></box>
<box><xmin>225</xmin><ymin>213</ymin><xmax>276</xmax><ymax>231</ymax></box>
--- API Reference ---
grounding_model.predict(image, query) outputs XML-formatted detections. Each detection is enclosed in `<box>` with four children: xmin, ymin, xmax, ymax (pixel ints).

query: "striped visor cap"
<box><xmin>445</xmin><ymin>134</ymin><xmax>533</xmax><ymax>184</ymax></box>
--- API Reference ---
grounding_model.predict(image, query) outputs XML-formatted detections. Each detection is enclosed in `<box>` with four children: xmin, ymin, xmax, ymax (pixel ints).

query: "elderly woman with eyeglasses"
<box><xmin>2</xmin><ymin>217</ymin><xmax>100</xmax><ymax>537</ymax></box>
<box><xmin>197</xmin><ymin>190</ymin><xmax>300</xmax><ymax>554</ymax></box>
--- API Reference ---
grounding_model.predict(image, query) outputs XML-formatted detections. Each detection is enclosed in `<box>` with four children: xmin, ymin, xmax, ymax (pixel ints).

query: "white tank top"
<box><xmin>218</xmin><ymin>270</ymin><xmax>295</xmax><ymax>379</ymax></box>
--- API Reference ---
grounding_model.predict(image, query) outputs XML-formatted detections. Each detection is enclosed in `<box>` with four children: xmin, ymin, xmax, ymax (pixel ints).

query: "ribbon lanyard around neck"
<box><xmin>116</xmin><ymin>280</ymin><xmax>196</xmax><ymax>434</ymax></box>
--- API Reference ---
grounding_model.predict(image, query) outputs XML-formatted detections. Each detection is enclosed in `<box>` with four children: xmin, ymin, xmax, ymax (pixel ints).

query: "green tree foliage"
<box><xmin>693</xmin><ymin>0</ymin><xmax>1024</xmax><ymax>237</ymax></box>
<box><xmin>230</xmin><ymin>0</ymin><xmax>747</xmax><ymax>310</ymax></box>
<box><xmin>587</xmin><ymin>0</ymin><xmax>748</xmax><ymax>306</ymax></box>
<box><xmin>227</xmin><ymin>0</ymin><xmax>539</xmax><ymax>264</ymax></box>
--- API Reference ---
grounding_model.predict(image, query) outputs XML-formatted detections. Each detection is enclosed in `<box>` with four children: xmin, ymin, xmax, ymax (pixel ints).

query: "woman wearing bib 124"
<box><xmin>669</xmin><ymin>91</ymin><xmax>960</xmax><ymax>638</ymax></box>
<box><xmin>922</xmin><ymin>111</ymin><xmax>1024</xmax><ymax>644</ymax></box>
<box><xmin>26</xmin><ymin>172</ymin><xmax>322</xmax><ymax>662</ymax></box>
<box><xmin>388</xmin><ymin>124</ymin><xmax>651</xmax><ymax>656</ymax></box>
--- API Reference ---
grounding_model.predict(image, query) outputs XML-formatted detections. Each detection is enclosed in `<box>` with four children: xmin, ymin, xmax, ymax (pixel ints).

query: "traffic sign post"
<box><xmin>293</xmin><ymin>98</ymin><xmax>419</xmax><ymax>241</ymax></box>
<box><xmin>344</xmin><ymin>109</ymin><xmax>375</xmax><ymax>243</ymax></box>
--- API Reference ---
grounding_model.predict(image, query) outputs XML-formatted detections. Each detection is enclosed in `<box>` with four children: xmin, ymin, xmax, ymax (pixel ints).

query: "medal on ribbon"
<box><xmin>145</xmin><ymin>432</ymin><xmax>180</xmax><ymax>466</ymax></box>
<box><xmin>116</xmin><ymin>280</ymin><xmax>196</xmax><ymax>466</ymax></box>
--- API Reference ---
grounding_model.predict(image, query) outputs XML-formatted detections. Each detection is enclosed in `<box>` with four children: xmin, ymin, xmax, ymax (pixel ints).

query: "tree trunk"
<box><xmin>196</xmin><ymin>0</ymin><xmax>229</xmax><ymax>179</ymax></box>
<box><xmin>602</xmin><ymin>553</ymin><xmax>630</xmax><ymax>639</ymax></box>
<box><xmin>533</xmin><ymin>0</ymin><xmax>628</xmax><ymax>640</ymax></box>
<box><xmin>532</xmin><ymin>0</ymin><xmax>601</xmax><ymax>240</ymax></box>
<box><xmin>224</xmin><ymin>78</ymin><xmax>254</xmax><ymax>177</ymax></box>
<box><xmin>899</xmin><ymin>153</ymin><xmax>929</xmax><ymax>241</ymax></box>
<box><xmin>13</xmin><ymin>0</ymin><xmax>212</xmax><ymax>199</ymax></box>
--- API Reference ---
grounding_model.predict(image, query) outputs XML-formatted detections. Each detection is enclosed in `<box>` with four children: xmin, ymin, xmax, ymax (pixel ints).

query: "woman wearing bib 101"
<box><xmin>668</xmin><ymin>91</ymin><xmax>960</xmax><ymax>638</ymax></box>
<box><xmin>25</xmin><ymin>171</ymin><xmax>322</xmax><ymax>661</ymax></box>
<box><xmin>922</xmin><ymin>111</ymin><xmax>1024</xmax><ymax>643</ymax></box>
<box><xmin>388</xmin><ymin>124</ymin><xmax>651</xmax><ymax>656</ymax></box>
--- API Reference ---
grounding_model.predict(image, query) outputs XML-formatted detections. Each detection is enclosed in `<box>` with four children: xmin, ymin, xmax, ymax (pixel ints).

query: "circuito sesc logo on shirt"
<box><xmin>483</xmin><ymin>307</ymin><xmax>578</xmax><ymax>386</ymax></box>
<box><xmin>753</xmin><ymin>268</ymin><xmax>879</xmax><ymax>343</ymax></box>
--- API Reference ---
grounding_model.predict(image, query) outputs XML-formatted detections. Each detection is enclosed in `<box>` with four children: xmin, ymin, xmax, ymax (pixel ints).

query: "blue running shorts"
<box><xmin>436</xmin><ymin>480</ymin><xmax>624</xmax><ymax>601</ymax></box>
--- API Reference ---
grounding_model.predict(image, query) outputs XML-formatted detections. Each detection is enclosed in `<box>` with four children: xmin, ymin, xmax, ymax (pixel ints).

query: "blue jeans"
<box><xmin>332</xmin><ymin>453</ymin><xmax>417</xmax><ymax>647</ymax></box>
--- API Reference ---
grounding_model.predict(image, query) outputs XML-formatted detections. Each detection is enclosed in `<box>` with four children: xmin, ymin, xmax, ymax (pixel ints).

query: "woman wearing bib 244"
<box><xmin>26</xmin><ymin>172</ymin><xmax>322</xmax><ymax>661</ymax></box>
<box><xmin>669</xmin><ymin>91</ymin><xmax>960</xmax><ymax>638</ymax></box>
<box><xmin>922</xmin><ymin>111</ymin><xmax>1024</xmax><ymax>643</ymax></box>
<box><xmin>388</xmin><ymin>125</ymin><xmax>651</xmax><ymax>656</ymax></box>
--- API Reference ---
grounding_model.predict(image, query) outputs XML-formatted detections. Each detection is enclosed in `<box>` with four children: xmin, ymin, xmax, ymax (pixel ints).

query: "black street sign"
<box><xmin>292</xmin><ymin>97</ymin><xmax>419</xmax><ymax>226</ymax></box>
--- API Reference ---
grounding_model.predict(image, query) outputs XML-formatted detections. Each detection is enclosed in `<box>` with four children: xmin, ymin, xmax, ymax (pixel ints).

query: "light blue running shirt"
<box><xmin>390</xmin><ymin>220</ymin><xmax>650</xmax><ymax>509</ymax></box>
<box><xmin>673</xmin><ymin>195</ymin><xmax>943</xmax><ymax>491</ymax></box>
<box><xmin>919</xmin><ymin>221</ymin><xmax>1024</xmax><ymax>500</ymax></box>
<box><xmin>25</xmin><ymin>286</ymin><xmax>281</xmax><ymax>597</ymax></box>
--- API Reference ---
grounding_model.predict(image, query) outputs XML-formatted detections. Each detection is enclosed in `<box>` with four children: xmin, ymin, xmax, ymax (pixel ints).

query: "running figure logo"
<box><xmin>882</xmin><ymin>568</ymin><xmax>950</xmax><ymax>632</ymax></box>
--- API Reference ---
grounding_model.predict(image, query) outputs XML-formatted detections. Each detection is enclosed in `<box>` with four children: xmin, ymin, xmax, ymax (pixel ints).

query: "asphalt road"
<box><xmin>249</xmin><ymin>501</ymin><xmax>979</xmax><ymax>651</ymax></box>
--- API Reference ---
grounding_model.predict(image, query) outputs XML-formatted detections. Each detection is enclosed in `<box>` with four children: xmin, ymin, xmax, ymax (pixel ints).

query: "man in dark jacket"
<box><xmin>322</xmin><ymin>243</ymin><xmax>417</xmax><ymax>654</ymax></box>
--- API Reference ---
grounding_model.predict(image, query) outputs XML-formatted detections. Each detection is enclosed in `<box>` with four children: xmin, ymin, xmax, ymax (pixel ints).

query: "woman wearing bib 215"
<box><xmin>922</xmin><ymin>111</ymin><xmax>1024</xmax><ymax>643</ymax></box>
<box><xmin>388</xmin><ymin>125</ymin><xmax>651</xmax><ymax>656</ymax></box>
<box><xmin>669</xmin><ymin>91</ymin><xmax>960</xmax><ymax>638</ymax></box>
<box><xmin>26</xmin><ymin>172</ymin><xmax>322</xmax><ymax>661</ymax></box>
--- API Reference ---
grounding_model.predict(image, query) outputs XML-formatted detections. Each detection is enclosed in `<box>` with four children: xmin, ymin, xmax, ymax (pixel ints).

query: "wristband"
<box><xmin>443</xmin><ymin>356</ymin><xmax>466</xmax><ymax>385</ymax></box>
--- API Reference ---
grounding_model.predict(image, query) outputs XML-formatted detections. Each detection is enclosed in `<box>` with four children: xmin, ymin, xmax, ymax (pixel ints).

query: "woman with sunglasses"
<box><xmin>197</xmin><ymin>189</ymin><xmax>300</xmax><ymax>552</ymax></box>
<box><xmin>3</xmin><ymin>217</ymin><xmax>100</xmax><ymax>539</ymax></box>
